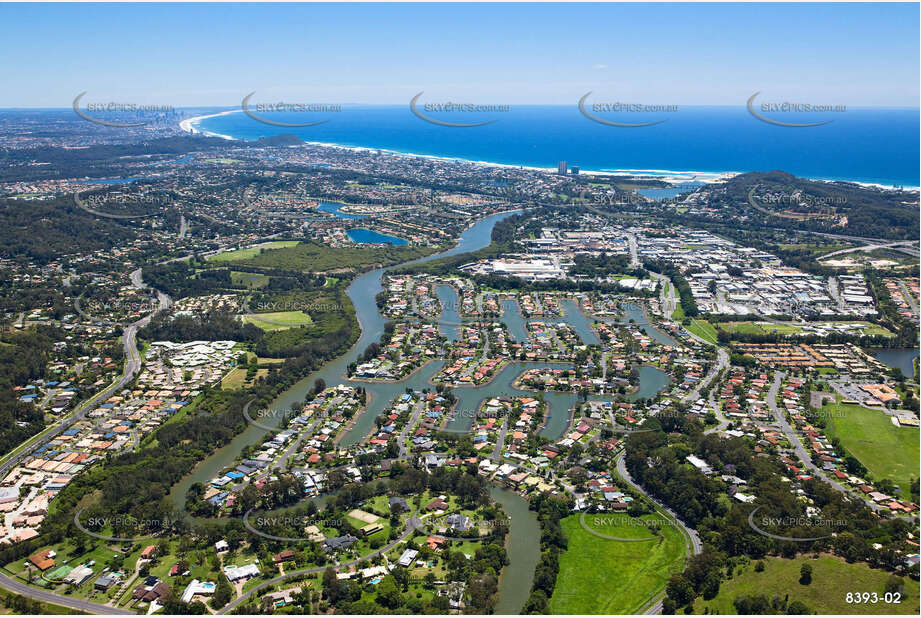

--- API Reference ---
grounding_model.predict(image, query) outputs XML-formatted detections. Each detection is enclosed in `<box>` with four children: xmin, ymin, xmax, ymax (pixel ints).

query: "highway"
<box><xmin>0</xmin><ymin>269</ymin><xmax>168</xmax><ymax>612</ymax></box>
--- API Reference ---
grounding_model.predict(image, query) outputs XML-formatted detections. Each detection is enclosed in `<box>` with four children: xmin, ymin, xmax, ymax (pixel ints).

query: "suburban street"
<box><xmin>0</xmin><ymin>269</ymin><xmax>168</xmax><ymax>610</ymax></box>
<box><xmin>0</xmin><ymin>573</ymin><xmax>130</xmax><ymax>614</ymax></box>
<box><xmin>217</xmin><ymin>517</ymin><xmax>424</xmax><ymax>614</ymax></box>
<box><xmin>765</xmin><ymin>372</ymin><xmax>886</xmax><ymax>514</ymax></box>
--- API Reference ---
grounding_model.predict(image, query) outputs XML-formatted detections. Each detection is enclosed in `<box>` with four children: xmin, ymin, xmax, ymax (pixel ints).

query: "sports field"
<box><xmin>822</xmin><ymin>400</ymin><xmax>919</xmax><ymax>492</ymax></box>
<box><xmin>242</xmin><ymin>310</ymin><xmax>313</xmax><ymax>331</ymax></box>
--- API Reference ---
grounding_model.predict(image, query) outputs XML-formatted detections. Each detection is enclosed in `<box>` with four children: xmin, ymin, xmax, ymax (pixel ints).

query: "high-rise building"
<box><xmin>571</xmin><ymin>166</ymin><xmax>580</xmax><ymax>175</ymax></box>
<box><xmin>557</xmin><ymin>161</ymin><xmax>567</xmax><ymax>175</ymax></box>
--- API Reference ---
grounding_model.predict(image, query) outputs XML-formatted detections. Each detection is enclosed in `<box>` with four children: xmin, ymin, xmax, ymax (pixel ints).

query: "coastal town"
<box><xmin>0</xmin><ymin>30</ymin><xmax>919</xmax><ymax>613</ymax></box>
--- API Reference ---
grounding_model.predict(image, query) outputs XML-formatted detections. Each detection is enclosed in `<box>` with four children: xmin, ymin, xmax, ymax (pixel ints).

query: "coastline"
<box><xmin>180</xmin><ymin>109</ymin><xmax>241</xmax><ymax>139</ymax></box>
<box><xmin>178</xmin><ymin>114</ymin><xmax>919</xmax><ymax>191</ymax></box>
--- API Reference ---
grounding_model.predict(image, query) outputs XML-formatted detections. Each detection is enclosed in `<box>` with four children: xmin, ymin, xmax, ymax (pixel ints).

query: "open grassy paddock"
<box><xmin>693</xmin><ymin>555</ymin><xmax>919</xmax><ymax>614</ymax></box>
<box><xmin>549</xmin><ymin>511</ymin><xmax>687</xmax><ymax>614</ymax></box>
<box><xmin>822</xmin><ymin>398</ymin><xmax>919</xmax><ymax>493</ymax></box>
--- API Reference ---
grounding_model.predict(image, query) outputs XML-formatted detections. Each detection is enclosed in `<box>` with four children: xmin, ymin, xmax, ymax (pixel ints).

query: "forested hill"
<box><xmin>0</xmin><ymin>135</ymin><xmax>233</xmax><ymax>182</ymax></box>
<box><xmin>707</xmin><ymin>170</ymin><xmax>919</xmax><ymax>240</ymax></box>
<box><xmin>0</xmin><ymin>195</ymin><xmax>137</xmax><ymax>263</ymax></box>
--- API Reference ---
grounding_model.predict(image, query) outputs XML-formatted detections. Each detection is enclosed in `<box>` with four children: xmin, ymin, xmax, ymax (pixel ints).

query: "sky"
<box><xmin>1</xmin><ymin>2</ymin><xmax>918</xmax><ymax>108</ymax></box>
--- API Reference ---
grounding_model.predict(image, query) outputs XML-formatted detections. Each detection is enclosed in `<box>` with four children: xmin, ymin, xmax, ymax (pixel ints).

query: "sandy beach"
<box><xmin>172</xmin><ymin>114</ymin><xmax>916</xmax><ymax>191</ymax></box>
<box><xmin>179</xmin><ymin>109</ymin><xmax>241</xmax><ymax>138</ymax></box>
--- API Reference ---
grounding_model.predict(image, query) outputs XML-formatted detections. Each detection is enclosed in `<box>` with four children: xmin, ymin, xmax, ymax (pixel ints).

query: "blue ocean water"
<box><xmin>196</xmin><ymin>105</ymin><xmax>920</xmax><ymax>188</ymax></box>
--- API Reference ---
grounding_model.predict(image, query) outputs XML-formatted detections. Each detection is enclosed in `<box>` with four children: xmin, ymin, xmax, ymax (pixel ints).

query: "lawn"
<box><xmin>693</xmin><ymin>556</ymin><xmax>918</xmax><ymax>615</ymax></box>
<box><xmin>549</xmin><ymin>512</ymin><xmax>686</xmax><ymax>614</ymax></box>
<box><xmin>207</xmin><ymin>241</ymin><xmax>300</xmax><ymax>263</ymax></box>
<box><xmin>723</xmin><ymin>321</ymin><xmax>893</xmax><ymax>338</ymax></box>
<box><xmin>671</xmin><ymin>303</ymin><xmax>685</xmax><ymax>320</ymax></box>
<box><xmin>229</xmin><ymin>271</ymin><xmax>270</xmax><ymax>289</ymax></box>
<box><xmin>242</xmin><ymin>310</ymin><xmax>313</xmax><ymax>332</ymax></box>
<box><xmin>822</xmin><ymin>400</ymin><xmax>919</xmax><ymax>492</ymax></box>
<box><xmin>231</xmin><ymin>240</ymin><xmax>436</xmax><ymax>272</ymax></box>
<box><xmin>220</xmin><ymin>367</ymin><xmax>268</xmax><ymax>390</ymax></box>
<box><xmin>686</xmin><ymin>319</ymin><xmax>718</xmax><ymax>344</ymax></box>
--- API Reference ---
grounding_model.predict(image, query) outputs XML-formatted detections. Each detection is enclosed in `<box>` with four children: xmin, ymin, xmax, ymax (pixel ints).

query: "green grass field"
<box><xmin>694</xmin><ymin>556</ymin><xmax>919</xmax><ymax>615</ymax></box>
<box><xmin>671</xmin><ymin>303</ymin><xmax>685</xmax><ymax>320</ymax></box>
<box><xmin>230</xmin><ymin>271</ymin><xmax>270</xmax><ymax>289</ymax></box>
<box><xmin>686</xmin><ymin>319</ymin><xmax>718</xmax><ymax>344</ymax></box>
<box><xmin>822</xmin><ymin>399</ymin><xmax>919</xmax><ymax>492</ymax></box>
<box><xmin>207</xmin><ymin>241</ymin><xmax>300</xmax><ymax>262</ymax></box>
<box><xmin>242</xmin><ymin>310</ymin><xmax>313</xmax><ymax>331</ymax></box>
<box><xmin>229</xmin><ymin>240</ymin><xmax>436</xmax><ymax>272</ymax></box>
<box><xmin>723</xmin><ymin>321</ymin><xmax>894</xmax><ymax>338</ymax></box>
<box><xmin>549</xmin><ymin>512</ymin><xmax>686</xmax><ymax>614</ymax></box>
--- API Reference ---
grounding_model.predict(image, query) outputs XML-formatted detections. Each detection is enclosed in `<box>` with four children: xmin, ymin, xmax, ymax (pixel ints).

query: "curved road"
<box><xmin>0</xmin><ymin>270</ymin><xmax>168</xmax><ymax>613</ymax></box>
<box><xmin>765</xmin><ymin>372</ymin><xmax>887</xmax><ymax>514</ymax></box>
<box><xmin>614</xmin><ymin>451</ymin><xmax>702</xmax><ymax>614</ymax></box>
<box><xmin>217</xmin><ymin>517</ymin><xmax>423</xmax><ymax>614</ymax></box>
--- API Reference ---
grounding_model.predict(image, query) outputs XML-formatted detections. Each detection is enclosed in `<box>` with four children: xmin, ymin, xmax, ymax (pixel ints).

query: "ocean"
<box><xmin>194</xmin><ymin>105</ymin><xmax>920</xmax><ymax>188</ymax></box>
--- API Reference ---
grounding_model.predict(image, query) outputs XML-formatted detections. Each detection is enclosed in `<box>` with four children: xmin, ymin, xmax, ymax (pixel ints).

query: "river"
<box><xmin>166</xmin><ymin>208</ymin><xmax>665</xmax><ymax>611</ymax></box>
<box><xmin>169</xmin><ymin>210</ymin><xmax>521</xmax><ymax>509</ymax></box>
<box><xmin>490</xmin><ymin>485</ymin><xmax>540</xmax><ymax>615</ymax></box>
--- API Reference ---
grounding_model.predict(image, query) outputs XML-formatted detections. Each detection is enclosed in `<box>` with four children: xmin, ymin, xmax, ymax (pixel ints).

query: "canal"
<box><xmin>165</xmin><ymin>208</ymin><xmax>669</xmax><ymax>610</ymax></box>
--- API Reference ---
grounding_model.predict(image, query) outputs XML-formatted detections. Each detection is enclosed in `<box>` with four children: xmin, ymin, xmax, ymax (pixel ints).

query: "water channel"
<box><xmin>166</xmin><ymin>209</ymin><xmax>672</xmax><ymax>608</ymax></box>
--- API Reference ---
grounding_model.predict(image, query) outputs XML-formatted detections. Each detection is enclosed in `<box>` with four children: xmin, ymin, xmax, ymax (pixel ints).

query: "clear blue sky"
<box><xmin>1</xmin><ymin>2</ymin><xmax>918</xmax><ymax>107</ymax></box>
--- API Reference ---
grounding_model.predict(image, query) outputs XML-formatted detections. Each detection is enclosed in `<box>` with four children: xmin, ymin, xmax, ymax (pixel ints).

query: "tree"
<box><xmin>787</xmin><ymin>600</ymin><xmax>811</xmax><ymax>614</ymax></box>
<box><xmin>798</xmin><ymin>563</ymin><xmax>812</xmax><ymax>586</ymax></box>
<box><xmin>211</xmin><ymin>574</ymin><xmax>233</xmax><ymax>609</ymax></box>
<box><xmin>375</xmin><ymin>575</ymin><xmax>403</xmax><ymax>609</ymax></box>
<box><xmin>322</xmin><ymin>566</ymin><xmax>342</xmax><ymax>604</ymax></box>
<box><xmin>666</xmin><ymin>573</ymin><xmax>695</xmax><ymax>607</ymax></box>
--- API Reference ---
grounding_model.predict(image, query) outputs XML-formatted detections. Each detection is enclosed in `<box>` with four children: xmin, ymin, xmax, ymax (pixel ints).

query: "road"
<box><xmin>818</xmin><ymin>239</ymin><xmax>920</xmax><ymax>261</ymax></box>
<box><xmin>217</xmin><ymin>517</ymin><xmax>423</xmax><ymax>614</ymax></box>
<box><xmin>827</xmin><ymin>276</ymin><xmax>848</xmax><ymax>312</ymax></box>
<box><xmin>397</xmin><ymin>401</ymin><xmax>426</xmax><ymax>458</ymax></box>
<box><xmin>0</xmin><ymin>269</ymin><xmax>169</xmax><ymax>611</ymax></box>
<box><xmin>681</xmin><ymin>347</ymin><xmax>729</xmax><ymax>404</ymax></box>
<box><xmin>765</xmin><ymin>372</ymin><xmax>885</xmax><ymax>513</ymax></box>
<box><xmin>0</xmin><ymin>573</ymin><xmax>131</xmax><ymax>614</ymax></box>
<box><xmin>491</xmin><ymin>419</ymin><xmax>508</xmax><ymax>462</ymax></box>
<box><xmin>614</xmin><ymin>451</ymin><xmax>702</xmax><ymax>615</ymax></box>
<box><xmin>627</xmin><ymin>231</ymin><xmax>641</xmax><ymax>268</ymax></box>
<box><xmin>898</xmin><ymin>280</ymin><xmax>920</xmax><ymax>316</ymax></box>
